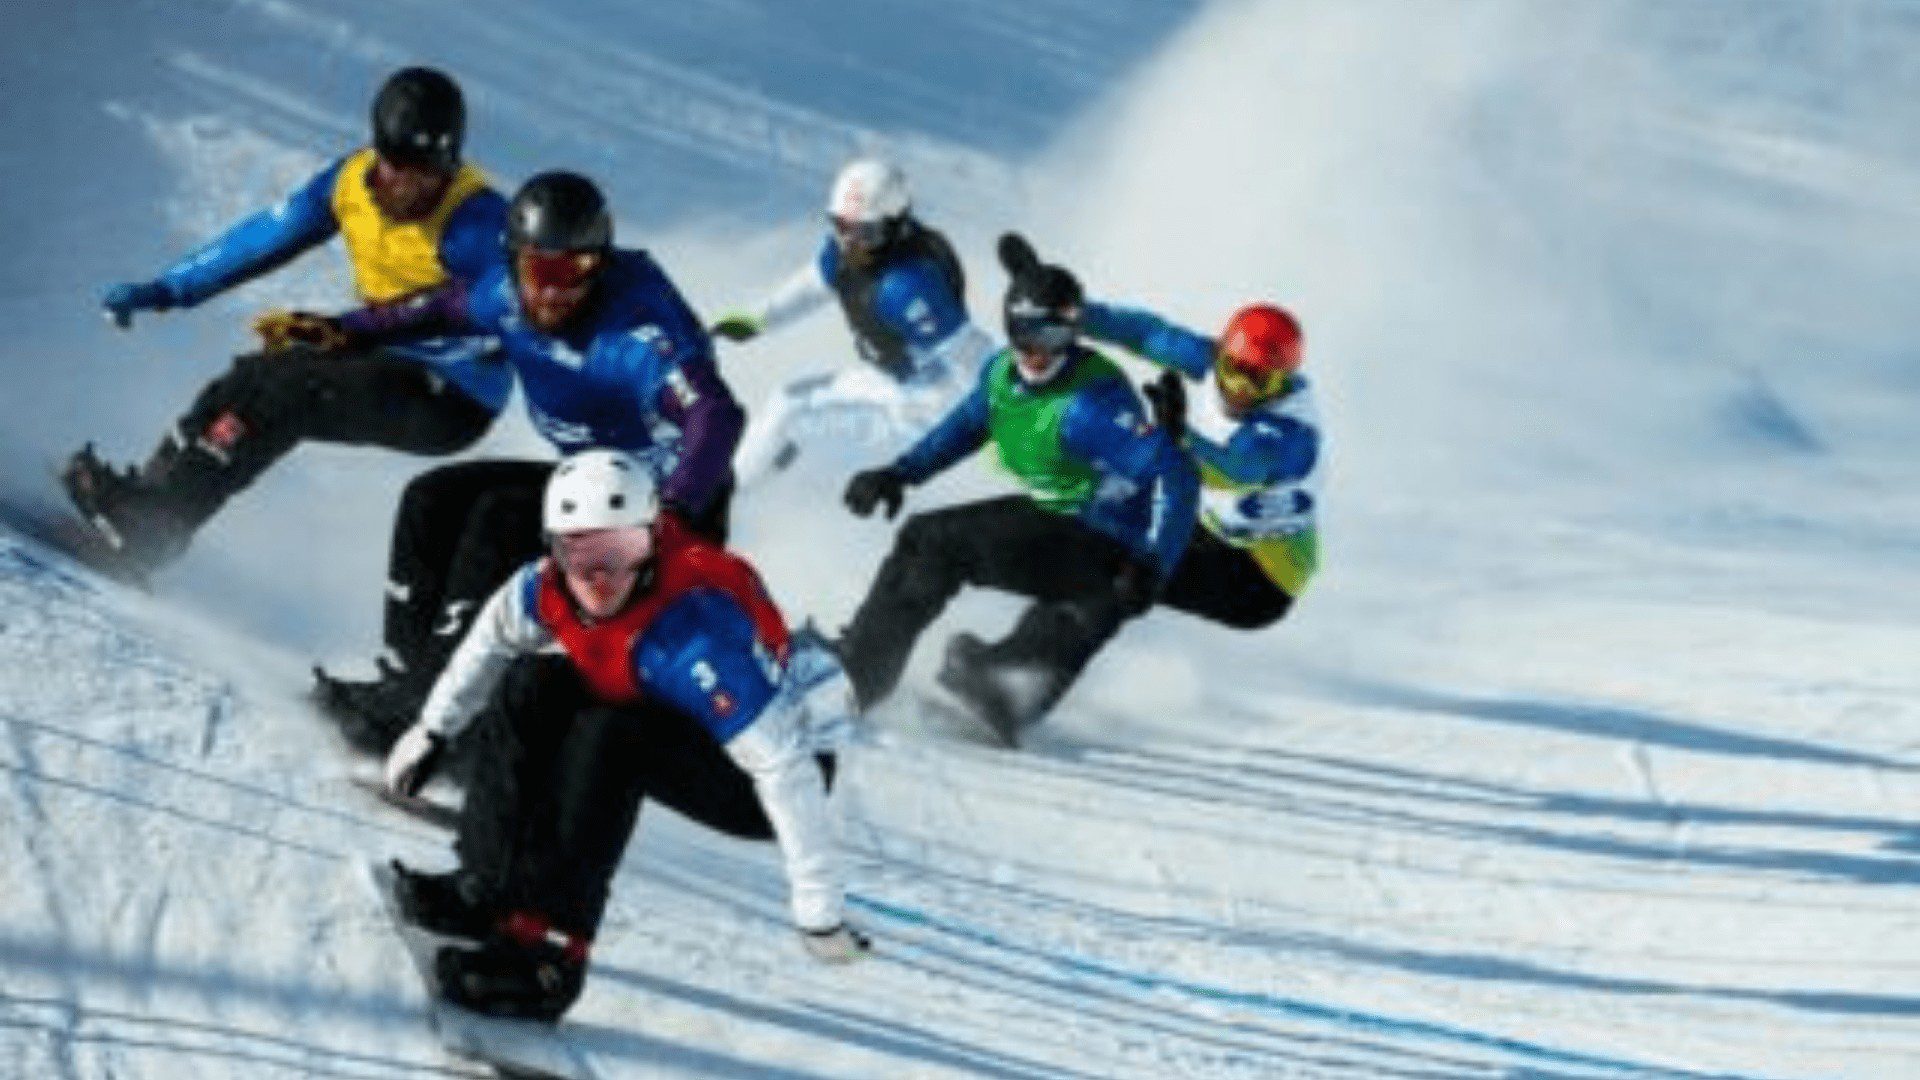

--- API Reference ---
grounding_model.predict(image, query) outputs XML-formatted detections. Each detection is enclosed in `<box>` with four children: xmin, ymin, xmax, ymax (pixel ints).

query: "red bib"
<box><xmin>534</xmin><ymin>521</ymin><xmax>790</xmax><ymax>704</ymax></box>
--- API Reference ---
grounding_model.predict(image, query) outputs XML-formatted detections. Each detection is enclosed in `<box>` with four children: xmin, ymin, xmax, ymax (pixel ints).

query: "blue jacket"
<box><xmin>339</xmin><ymin>250</ymin><xmax>742</xmax><ymax>516</ymax></box>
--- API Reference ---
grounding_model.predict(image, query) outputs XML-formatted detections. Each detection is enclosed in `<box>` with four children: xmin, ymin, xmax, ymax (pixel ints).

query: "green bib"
<box><xmin>984</xmin><ymin>348</ymin><xmax>1127</xmax><ymax>513</ymax></box>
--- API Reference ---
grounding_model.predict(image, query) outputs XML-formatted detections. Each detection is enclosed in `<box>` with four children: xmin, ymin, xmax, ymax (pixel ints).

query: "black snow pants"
<box><xmin>836</xmin><ymin>495</ymin><xmax>1145</xmax><ymax>714</ymax></box>
<box><xmin>836</xmin><ymin>497</ymin><xmax>1300</xmax><ymax>717</ymax></box>
<box><xmin>379</xmin><ymin>459</ymin><xmax>735</xmax><ymax>689</ymax></box>
<box><xmin>149</xmin><ymin>345</ymin><xmax>495</xmax><ymax>546</ymax></box>
<box><xmin>454</xmin><ymin>656</ymin><xmax>777</xmax><ymax>940</ymax></box>
<box><xmin>1159</xmin><ymin>528</ymin><xmax>1295</xmax><ymax>629</ymax></box>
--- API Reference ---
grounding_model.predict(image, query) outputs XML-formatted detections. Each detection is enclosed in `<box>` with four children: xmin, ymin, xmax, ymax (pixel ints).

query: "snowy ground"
<box><xmin>3</xmin><ymin>1</ymin><xmax>1919</xmax><ymax>1077</ymax></box>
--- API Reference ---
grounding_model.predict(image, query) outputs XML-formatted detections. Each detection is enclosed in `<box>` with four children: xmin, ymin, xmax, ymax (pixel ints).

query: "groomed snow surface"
<box><xmin>4</xmin><ymin>1</ymin><xmax>1920</xmax><ymax>1077</ymax></box>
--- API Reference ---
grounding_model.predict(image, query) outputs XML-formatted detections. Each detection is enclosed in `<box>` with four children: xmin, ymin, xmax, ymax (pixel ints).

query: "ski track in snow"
<box><xmin>5</xmin><ymin>0</ymin><xmax>1920</xmax><ymax>1076</ymax></box>
<box><xmin>3</xmin><ymin>520</ymin><xmax>1918</xmax><ymax>1078</ymax></box>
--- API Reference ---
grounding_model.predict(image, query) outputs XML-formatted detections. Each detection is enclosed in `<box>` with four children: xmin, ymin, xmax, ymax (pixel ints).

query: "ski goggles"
<box><xmin>830</xmin><ymin>215</ymin><xmax>890</xmax><ymax>253</ymax></box>
<box><xmin>1215</xmin><ymin>356</ymin><xmax>1289</xmax><ymax>403</ymax></box>
<box><xmin>551</xmin><ymin>526</ymin><xmax>652</xmax><ymax>581</ymax></box>
<box><xmin>1007</xmin><ymin>315</ymin><xmax>1076</xmax><ymax>355</ymax></box>
<box><xmin>516</xmin><ymin>247</ymin><xmax>604</xmax><ymax>296</ymax></box>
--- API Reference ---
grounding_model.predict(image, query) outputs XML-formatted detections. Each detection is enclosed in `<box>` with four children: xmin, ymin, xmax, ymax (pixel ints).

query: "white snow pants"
<box><xmin>733</xmin><ymin>363</ymin><xmax>965</xmax><ymax>489</ymax></box>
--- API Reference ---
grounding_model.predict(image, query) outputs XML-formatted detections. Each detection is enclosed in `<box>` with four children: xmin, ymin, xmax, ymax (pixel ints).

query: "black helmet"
<box><xmin>998</xmin><ymin>232</ymin><xmax>1082</xmax><ymax>353</ymax></box>
<box><xmin>371</xmin><ymin>67</ymin><xmax>464</xmax><ymax>170</ymax></box>
<box><xmin>508</xmin><ymin>171</ymin><xmax>613</xmax><ymax>253</ymax></box>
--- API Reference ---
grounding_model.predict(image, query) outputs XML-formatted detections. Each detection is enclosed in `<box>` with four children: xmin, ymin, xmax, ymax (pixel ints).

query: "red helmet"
<box><xmin>1215</xmin><ymin>304</ymin><xmax>1302</xmax><ymax>407</ymax></box>
<box><xmin>1219</xmin><ymin>303</ymin><xmax>1304</xmax><ymax>376</ymax></box>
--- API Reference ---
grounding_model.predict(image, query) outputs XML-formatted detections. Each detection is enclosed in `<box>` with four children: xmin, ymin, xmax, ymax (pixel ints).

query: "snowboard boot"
<box><xmin>63</xmin><ymin>434</ymin><xmax>234</xmax><ymax>578</ymax></box>
<box><xmin>936</xmin><ymin>632</ymin><xmax>1056</xmax><ymax>748</ymax></box>
<box><xmin>60</xmin><ymin>444</ymin><xmax>188</xmax><ymax>582</ymax></box>
<box><xmin>389</xmin><ymin>860</ymin><xmax>495</xmax><ymax>941</ymax></box>
<box><xmin>312</xmin><ymin>660</ymin><xmax>429</xmax><ymax>754</ymax></box>
<box><xmin>435</xmin><ymin>913</ymin><xmax>588</xmax><ymax>1022</ymax></box>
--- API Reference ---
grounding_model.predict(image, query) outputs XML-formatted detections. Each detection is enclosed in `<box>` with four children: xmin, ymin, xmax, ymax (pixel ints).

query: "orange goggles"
<box><xmin>516</xmin><ymin>248</ymin><xmax>603</xmax><ymax>294</ymax></box>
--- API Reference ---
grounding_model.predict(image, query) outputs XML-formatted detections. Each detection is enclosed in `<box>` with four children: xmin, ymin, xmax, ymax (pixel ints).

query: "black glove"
<box><xmin>1112</xmin><ymin>558</ymin><xmax>1163</xmax><ymax>618</ymax></box>
<box><xmin>844</xmin><ymin>467</ymin><xmax>907</xmax><ymax>520</ymax></box>
<box><xmin>1144</xmin><ymin>370</ymin><xmax>1187</xmax><ymax>443</ymax></box>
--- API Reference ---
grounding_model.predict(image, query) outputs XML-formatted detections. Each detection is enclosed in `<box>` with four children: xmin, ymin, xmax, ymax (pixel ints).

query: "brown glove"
<box><xmin>252</xmin><ymin>309</ymin><xmax>351</xmax><ymax>353</ymax></box>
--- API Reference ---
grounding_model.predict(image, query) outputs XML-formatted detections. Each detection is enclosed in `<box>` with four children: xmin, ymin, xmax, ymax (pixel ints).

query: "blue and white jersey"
<box><xmin>1081</xmin><ymin>300</ymin><xmax>1323</xmax><ymax>593</ymax></box>
<box><xmin>747</xmin><ymin>225</ymin><xmax>994</xmax><ymax>386</ymax></box>
<box><xmin>348</xmin><ymin>249</ymin><xmax>742</xmax><ymax>514</ymax></box>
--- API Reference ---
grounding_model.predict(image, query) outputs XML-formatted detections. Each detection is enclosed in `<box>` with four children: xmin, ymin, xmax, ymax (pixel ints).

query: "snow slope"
<box><xmin>4</xmin><ymin>0</ymin><xmax>1920</xmax><ymax>1076</ymax></box>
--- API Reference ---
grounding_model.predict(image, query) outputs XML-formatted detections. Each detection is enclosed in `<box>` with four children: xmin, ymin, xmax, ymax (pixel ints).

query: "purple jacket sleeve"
<box><xmin>335</xmin><ymin>280</ymin><xmax>478</xmax><ymax>344</ymax></box>
<box><xmin>655</xmin><ymin>357</ymin><xmax>745</xmax><ymax>514</ymax></box>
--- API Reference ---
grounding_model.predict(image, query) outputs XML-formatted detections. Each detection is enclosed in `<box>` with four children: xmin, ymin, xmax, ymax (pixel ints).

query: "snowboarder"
<box><xmin>379</xmin><ymin>449</ymin><xmax>867</xmax><ymax>1021</ymax></box>
<box><xmin>1078</xmin><ymin>290</ymin><xmax>1322</xmax><ymax>626</ymax></box>
<box><xmin>311</xmin><ymin>171</ymin><xmax>743</xmax><ymax>753</ymax></box>
<box><xmin>67</xmin><ymin>67</ymin><xmax>512</xmax><ymax>576</ymax></box>
<box><xmin>710</xmin><ymin>158</ymin><xmax>995</xmax><ymax>488</ymax></box>
<box><xmin>835</xmin><ymin>234</ymin><xmax>1200</xmax><ymax>745</ymax></box>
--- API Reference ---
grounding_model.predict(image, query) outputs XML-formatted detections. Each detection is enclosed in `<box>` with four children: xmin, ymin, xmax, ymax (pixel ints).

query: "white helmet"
<box><xmin>542</xmin><ymin>449</ymin><xmax>658</xmax><ymax>535</ymax></box>
<box><xmin>828</xmin><ymin>157</ymin><xmax>910</xmax><ymax>224</ymax></box>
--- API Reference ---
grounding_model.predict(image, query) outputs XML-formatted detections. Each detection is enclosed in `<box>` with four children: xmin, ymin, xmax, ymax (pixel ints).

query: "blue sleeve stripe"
<box><xmin>518</xmin><ymin>563</ymin><xmax>545</xmax><ymax>631</ymax></box>
<box><xmin>816</xmin><ymin>237</ymin><xmax>840</xmax><ymax>282</ymax></box>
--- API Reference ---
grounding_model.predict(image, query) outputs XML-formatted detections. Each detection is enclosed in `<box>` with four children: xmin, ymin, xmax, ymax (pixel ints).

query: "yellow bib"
<box><xmin>1196</xmin><ymin>459</ymin><xmax>1320</xmax><ymax>597</ymax></box>
<box><xmin>329</xmin><ymin>147</ymin><xmax>492</xmax><ymax>302</ymax></box>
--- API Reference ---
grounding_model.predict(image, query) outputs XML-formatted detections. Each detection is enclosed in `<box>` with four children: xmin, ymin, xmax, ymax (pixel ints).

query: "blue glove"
<box><xmin>101</xmin><ymin>280</ymin><xmax>175</xmax><ymax>329</ymax></box>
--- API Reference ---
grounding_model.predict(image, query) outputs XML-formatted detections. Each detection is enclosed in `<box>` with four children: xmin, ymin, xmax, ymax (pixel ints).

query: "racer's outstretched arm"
<box><xmin>1079</xmin><ymin>300</ymin><xmax>1215</xmax><ymax>381</ymax></box>
<box><xmin>154</xmin><ymin>159</ymin><xmax>346</xmax><ymax>308</ymax></box>
<box><xmin>713</xmin><ymin>246</ymin><xmax>835</xmax><ymax>341</ymax></box>
<box><xmin>891</xmin><ymin>370</ymin><xmax>992</xmax><ymax>484</ymax></box>
<box><xmin>387</xmin><ymin>564</ymin><xmax>551</xmax><ymax>794</ymax></box>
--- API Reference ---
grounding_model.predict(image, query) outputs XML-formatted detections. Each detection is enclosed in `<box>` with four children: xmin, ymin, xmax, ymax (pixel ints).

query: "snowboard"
<box><xmin>0</xmin><ymin>473</ymin><xmax>150</xmax><ymax>588</ymax></box>
<box><xmin>349</xmin><ymin>774</ymin><xmax>462</xmax><ymax>830</ymax></box>
<box><xmin>364</xmin><ymin>860</ymin><xmax>598</xmax><ymax>1080</ymax></box>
